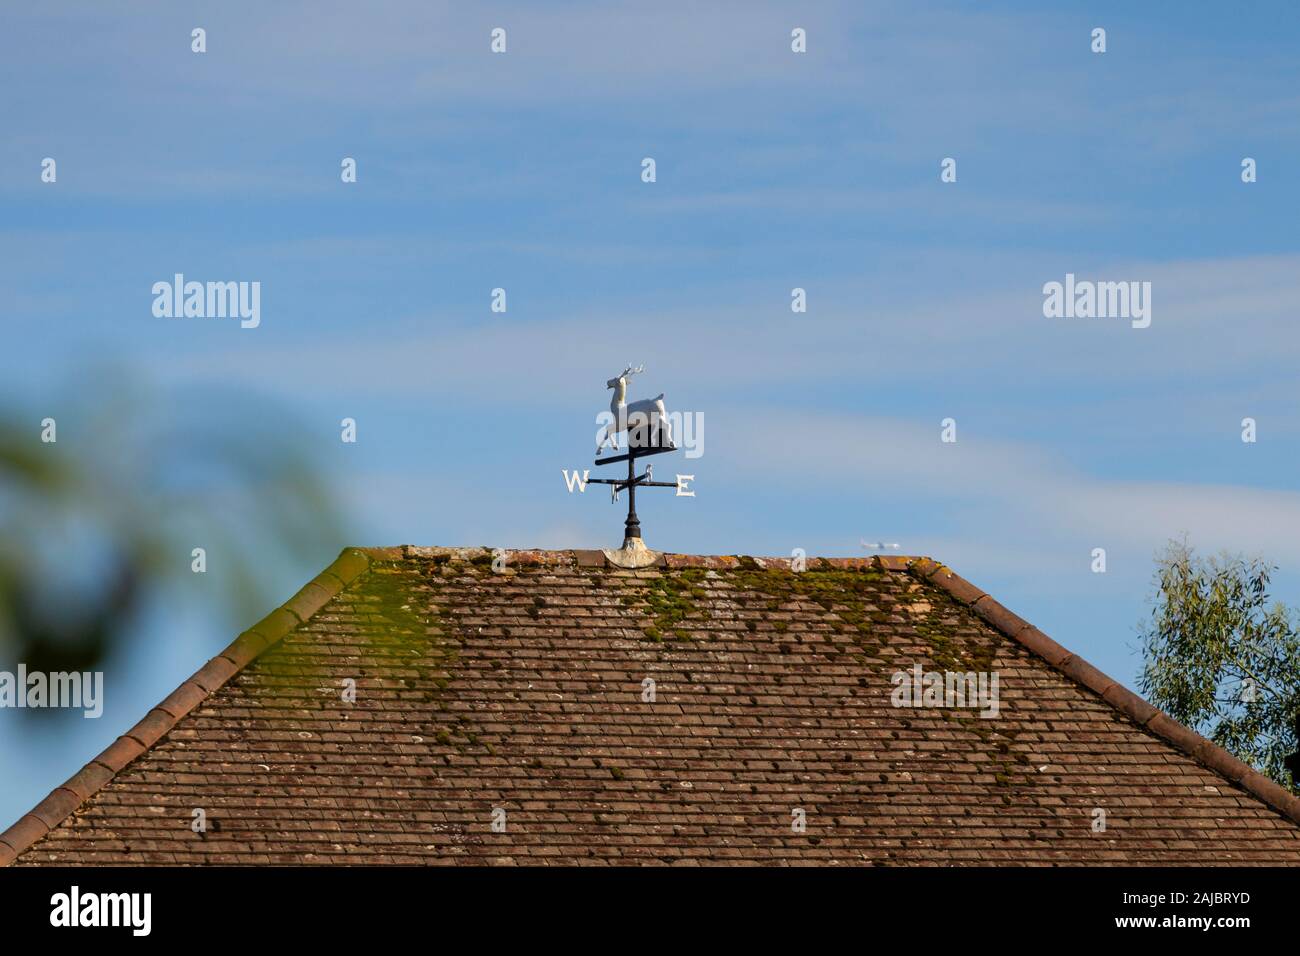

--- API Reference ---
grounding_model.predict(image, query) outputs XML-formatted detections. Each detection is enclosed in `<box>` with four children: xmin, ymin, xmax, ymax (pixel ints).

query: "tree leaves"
<box><xmin>1139</xmin><ymin>537</ymin><xmax>1300</xmax><ymax>791</ymax></box>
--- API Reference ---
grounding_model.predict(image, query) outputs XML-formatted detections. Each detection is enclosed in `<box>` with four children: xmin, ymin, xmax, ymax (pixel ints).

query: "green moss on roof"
<box><xmin>724</xmin><ymin>564</ymin><xmax>889</xmax><ymax>653</ymax></box>
<box><xmin>355</xmin><ymin>560</ymin><xmax>479</xmax><ymax>759</ymax></box>
<box><xmin>633</xmin><ymin>573</ymin><xmax>709</xmax><ymax>642</ymax></box>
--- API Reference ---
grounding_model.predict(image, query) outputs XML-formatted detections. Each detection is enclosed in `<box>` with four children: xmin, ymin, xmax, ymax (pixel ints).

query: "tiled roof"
<box><xmin>4</xmin><ymin>547</ymin><xmax>1299</xmax><ymax>866</ymax></box>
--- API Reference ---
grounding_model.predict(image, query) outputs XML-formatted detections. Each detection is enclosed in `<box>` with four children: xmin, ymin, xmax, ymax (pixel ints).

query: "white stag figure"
<box><xmin>596</xmin><ymin>363</ymin><xmax>673</xmax><ymax>454</ymax></box>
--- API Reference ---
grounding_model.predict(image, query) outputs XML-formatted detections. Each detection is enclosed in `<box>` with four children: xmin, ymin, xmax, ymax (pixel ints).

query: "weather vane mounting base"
<box><xmin>605</xmin><ymin>536</ymin><xmax>661</xmax><ymax>569</ymax></box>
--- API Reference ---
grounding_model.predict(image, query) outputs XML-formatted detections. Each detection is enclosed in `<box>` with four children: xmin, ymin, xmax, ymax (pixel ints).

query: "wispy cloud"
<box><xmin>147</xmin><ymin>251</ymin><xmax>1300</xmax><ymax>401</ymax></box>
<box><xmin>733</xmin><ymin>409</ymin><xmax>1300</xmax><ymax>564</ymax></box>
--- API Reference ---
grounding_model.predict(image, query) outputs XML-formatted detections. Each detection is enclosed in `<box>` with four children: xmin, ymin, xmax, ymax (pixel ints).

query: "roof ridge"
<box><xmin>0</xmin><ymin>547</ymin><xmax>377</xmax><ymax>867</ymax></box>
<box><xmin>389</xmin><ymin>546</ymin><xmax>924</xmax><ymax>570</ymax></box>
<box><xmin>910</xmin><ymin>559</ymin><xmax>1300</xmax><ymax>827</ymax></box>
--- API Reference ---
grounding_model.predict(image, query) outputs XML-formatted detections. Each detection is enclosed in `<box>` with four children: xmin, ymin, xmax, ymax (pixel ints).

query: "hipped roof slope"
<box><xmin>4</xmin><ymin>547</ymin><xmax>1299</xmax><ymax>866</ymax></box>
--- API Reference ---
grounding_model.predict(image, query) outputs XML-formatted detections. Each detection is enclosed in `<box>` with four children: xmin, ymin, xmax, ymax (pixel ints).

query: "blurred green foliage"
<box><xmin>0</xmin><ymin>372</ymin><xmax>344</xmax><ymax>684</ymax></box>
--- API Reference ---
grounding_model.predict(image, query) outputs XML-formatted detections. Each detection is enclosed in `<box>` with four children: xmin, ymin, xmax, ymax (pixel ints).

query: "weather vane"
<box><xmin>562</xmin><ymin>363</ymin><xmax>694</xmax><ymax>559</ymax></box>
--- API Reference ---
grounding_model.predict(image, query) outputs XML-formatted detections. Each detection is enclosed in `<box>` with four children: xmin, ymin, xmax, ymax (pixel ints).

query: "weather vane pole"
<box><xmin>563</xmin><ymin>364</ymin><xmax>693</xmax><ymax>559</ymax></box>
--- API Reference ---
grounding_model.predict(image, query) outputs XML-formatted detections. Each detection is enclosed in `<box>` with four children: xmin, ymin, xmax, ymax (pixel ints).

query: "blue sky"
<box><xmin>3</xmin><ymin>0</ymin><xmax>1300</xmax><ymax>829</ymax></box>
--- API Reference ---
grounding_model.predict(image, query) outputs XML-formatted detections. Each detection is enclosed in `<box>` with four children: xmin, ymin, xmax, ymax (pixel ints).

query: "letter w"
<box><xmin>562</xmin><ymin>469</ymin><xmax>590</xmax><ymax>493</ymax></box>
